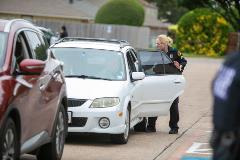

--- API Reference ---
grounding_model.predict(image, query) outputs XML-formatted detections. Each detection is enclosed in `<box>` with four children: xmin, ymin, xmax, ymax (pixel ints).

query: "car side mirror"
<box><xmin>19</xmin><ymin>59</ymin><xmax>45</xmax><ymax>74</ymax></box>
<box><xmin>132</xmin><ymin>72</ymin><xmax>145</xmax><ymax>81</ymax></box>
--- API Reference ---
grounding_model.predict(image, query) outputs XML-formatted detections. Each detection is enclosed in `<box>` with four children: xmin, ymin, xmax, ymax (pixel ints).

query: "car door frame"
<box><xmin>124</xmin><ymin>48</ymin><xmax>144</xmax><ymax>121</ymax></box>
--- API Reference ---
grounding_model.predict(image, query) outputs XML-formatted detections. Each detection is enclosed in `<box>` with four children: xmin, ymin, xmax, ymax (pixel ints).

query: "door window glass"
<box><xmin>126</xmin><ymin>51</ymin><xmax>137</xmax><ymax>73</ymax></box>
<box><xmin>13</xmin><ymin>32</ymin><xmax>31</xmax><ymax>72</ymax></box>
<box><xmin>130</xmin><ymin>49</ymin><xmax>140</xmax><ymax>71</ymax></box>
<box><xmin>162</xmin><ymin>53</ymin><xmax>181</xmax><ymax>75</ymax></box>
<box><xmin>25</xmin><ymin>31</ymin><xmax>47</xmax><ymax>61</ymax></box>
<box><xmin>0</xmin><ymin>32</ymin><xmax>7</xmax><ymax>69</ymax></box>
<box><xmin>138</xmin><ymin>51</ymin><xmax>164</xmax><ymax>75</ymax></box>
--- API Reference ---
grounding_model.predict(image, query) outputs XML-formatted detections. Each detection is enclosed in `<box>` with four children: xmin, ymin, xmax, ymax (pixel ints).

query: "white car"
<box><xmin>50</xmin><ymin>38</ymin><xmax>186</xmax><ymax>144</ymax></box>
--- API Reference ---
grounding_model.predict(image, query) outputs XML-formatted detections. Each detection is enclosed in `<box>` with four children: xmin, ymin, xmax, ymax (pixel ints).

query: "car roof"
<box><xmin>0</xmin><ymin>19</ymin><xmax>39</xmax><ymax>32</ymax></box>
<box><xmin>51</xmin><ymin>37</ymin><xmax>130</xmax><ymax>52</ymax></box>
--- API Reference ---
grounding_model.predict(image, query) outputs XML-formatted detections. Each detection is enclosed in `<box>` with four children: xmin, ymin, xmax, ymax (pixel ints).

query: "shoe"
<box><xmin>169</xmin><ymin>128</ymin><xmax>178</xmax><ymax>134</ymax></box>
<box><xmin>146</xmin><ymin>126</ymin><xmax>156</xmax><ymax>132</ymax></box>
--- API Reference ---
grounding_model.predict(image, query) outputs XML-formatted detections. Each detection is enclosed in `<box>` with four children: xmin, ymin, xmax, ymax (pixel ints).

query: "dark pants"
<box><xmin>148</xmin><ymin>97</ymin><xmax>179</xmax><ymax>130</ymax></box>
<box><xmin>169</xmin><ymin>97</ymin><xmax>179</xmax><ymax>129</ymax></box>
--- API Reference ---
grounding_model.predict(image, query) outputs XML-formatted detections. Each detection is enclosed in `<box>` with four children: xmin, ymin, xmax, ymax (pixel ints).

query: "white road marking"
<box><xmin>186</xmin><ymin>142</ymin><xmax>212</xmax><ymax>155</ymax></box>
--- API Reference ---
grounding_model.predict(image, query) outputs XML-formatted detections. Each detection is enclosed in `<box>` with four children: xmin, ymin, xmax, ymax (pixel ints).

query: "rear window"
<box><xmin>0</xmin><ymin>32</ymin><xmax>7</xmax><ymax>69</ymax></box>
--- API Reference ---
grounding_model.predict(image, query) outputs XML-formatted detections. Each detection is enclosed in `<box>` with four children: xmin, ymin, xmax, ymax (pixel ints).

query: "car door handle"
<box><xmin>52</xmin><ymin>72</ymin><xmax>59</xmax><ymax>79</ymax></box>
<box><xmin>39</xmin><ymin>83</ymin><xmax>46</xmax><ymax>91</ymax></box>
<box><xmin>174</xmin><ymin>80</ymin><xmax>182</xmax><ymax>84</ymax></box>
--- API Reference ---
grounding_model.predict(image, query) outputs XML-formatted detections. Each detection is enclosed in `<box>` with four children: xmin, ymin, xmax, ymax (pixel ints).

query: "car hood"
<box><xmin>66</xmin><ymin>78</ymin><xmax>128</xmax><ymax>100</ymax></box>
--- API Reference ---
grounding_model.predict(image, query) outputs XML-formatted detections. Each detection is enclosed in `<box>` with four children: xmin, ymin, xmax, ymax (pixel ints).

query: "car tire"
<box><xmin>0</xmin><ymin>117</ymin><xmax>20</xmax><ymax>160</ymax></box>
<box><xmin>37</xmin><ymin>104</ymin><xmax>67</xmax><ymax>160</ymax></box>
<box><xmin>111</xmin><ymin>108</ymin><xmax>130</xmax><ymax>144</ymax></box>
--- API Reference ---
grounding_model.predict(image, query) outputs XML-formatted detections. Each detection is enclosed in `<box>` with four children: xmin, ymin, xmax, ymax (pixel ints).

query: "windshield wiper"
<box><xmin>65</xmin><ymin>74</ymin><xmax>112</xmax><ymax>81</ymax></box>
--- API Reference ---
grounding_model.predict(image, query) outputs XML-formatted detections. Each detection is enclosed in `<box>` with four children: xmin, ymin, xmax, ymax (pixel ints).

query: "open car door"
<box><xmin>132</xmin><ymin>50</ymin><xmax>186</xmax><ymax>117</ymax></box>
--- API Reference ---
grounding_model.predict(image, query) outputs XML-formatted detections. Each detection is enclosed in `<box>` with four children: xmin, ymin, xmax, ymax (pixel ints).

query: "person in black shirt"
<box><xmin>211</xmin><ymin>52</ymin><xmax>240</xmax><ymax>160</ymax></box>
<box><xmin>60</xmin><ymin>25</ymin><xmax>68</xmax><ymax>39</ymax></box>
<box><xmin>134</xmin><ymin>35</ymin><xmax>187</xmax><ymax>134</ymax></box>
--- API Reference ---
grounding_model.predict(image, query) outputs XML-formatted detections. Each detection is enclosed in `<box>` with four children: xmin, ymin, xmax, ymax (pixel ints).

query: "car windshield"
<box><xmin>0</xmin><ymin>32</ymin><xmax>7</xmax><ymax>69</ymax></box>
<box><xmin>51</xmin><ymin>48</ymin><xmax>126</xmax><ymax>81</ymax></box>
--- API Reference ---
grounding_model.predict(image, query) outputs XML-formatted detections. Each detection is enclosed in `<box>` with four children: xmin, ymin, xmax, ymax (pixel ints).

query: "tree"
<box><xmin>145</xmin><ymin>0</ymin><xmax>207</xmax><ymax>23</ymax></box>
<box><xmin>154</xmin><ymin>0</ymin><xmax>189</xmax><ymax>23</ymax></box>
<box><xmin>177</xmin><ymin>0</ymin><xmax>208</xmax><ymax>9</ymax></box>
<box><xmin>206</xmin><ymin>0</ymin><xmax>239</xmax><ymax>31</ymax></box>
<box><xmin>149</xmin><ymin>0</ymin><xmax>239</xmax><ymax>30</ymax></box>
<box><xmin>177</xmin><ymin>0</ymin><xmax>239</xmax><ymax>31</ymax></box>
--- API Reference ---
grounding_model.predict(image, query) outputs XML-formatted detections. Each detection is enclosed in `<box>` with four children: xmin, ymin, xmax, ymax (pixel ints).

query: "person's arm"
<box><xmin>176</xmin><ymin>51</ymin><xmax>187</xmax><ymax>71</ymax></box>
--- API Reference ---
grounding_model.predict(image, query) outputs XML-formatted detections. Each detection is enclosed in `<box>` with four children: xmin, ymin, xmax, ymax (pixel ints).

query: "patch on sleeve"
<box><xmin>177</xmin><ymin>51</ymin><xmax>182</xmax><ymax>56</ymax></box>
<box><xmin>213</xmin><ymin>66</ymin><xmax>236</xmax><ymax>100</ymax></box>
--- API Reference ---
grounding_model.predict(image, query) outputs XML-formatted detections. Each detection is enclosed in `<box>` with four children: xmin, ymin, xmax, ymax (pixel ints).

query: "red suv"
<box><xmin>0</xmin><ymin>19</ymin><xmax>68</xmax><ymax>160</ymax></box>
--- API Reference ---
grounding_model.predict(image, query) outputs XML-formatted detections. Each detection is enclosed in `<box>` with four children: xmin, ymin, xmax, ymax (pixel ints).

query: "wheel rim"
<box><xmin>55</xmin><ymin>111</ymin><xmax>65</xmax><ymax>156</ymax></box>
<box><xmin>2</xmin><ymin>128</ymin><xmax>15</xmax><ymax>160</ymax></box>
<box><xmin>123</xmin><ymin>110</ymin><xmax>130</xmax><ymax>140</ymax></box>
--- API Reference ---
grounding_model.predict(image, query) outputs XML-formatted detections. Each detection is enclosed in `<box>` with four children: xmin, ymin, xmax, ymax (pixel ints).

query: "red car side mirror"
<box><xmin>20</xmin><ymin>59</ymin><xmax>45</xmax><ymax>74</ymax></box>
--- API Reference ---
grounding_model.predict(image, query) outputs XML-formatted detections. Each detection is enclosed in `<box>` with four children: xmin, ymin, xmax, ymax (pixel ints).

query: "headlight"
<box><xmin>90</xmin><ymin>97</ymin><xmax>120</xmax><ymax>108</ymax></box>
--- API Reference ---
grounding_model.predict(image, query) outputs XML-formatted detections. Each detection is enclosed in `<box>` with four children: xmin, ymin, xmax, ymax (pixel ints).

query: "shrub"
<box><xmin>176</xmin><ymin>8</ymin><xmax>234</xmax><ymax>56</ymax></box>
<box><xmin>95</xmin><ymin>0</ymin><xmax>145</xmax><ymax>26</ymax></box>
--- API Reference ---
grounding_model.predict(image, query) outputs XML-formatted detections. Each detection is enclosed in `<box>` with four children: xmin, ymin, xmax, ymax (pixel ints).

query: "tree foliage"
<box><xmin>206</xmin><ymin>0</ymin><xmax>239</xmax><ymax>31</ymax></box>
<box><xmin>95</xmin><ymin>0</ymin><xmax>145</xmax><ymax>26</ymax></box>
<box><xmin>177</xmin><ymin>0</ymin><xmax>208</xmax><ymax>9</ymax></box>
<box><xmin>149</xmin><ymin>0</ymin><xmax>239</xmax><ymax>31</ymax></box>
<box><xmin>148</xmin><ymin>0</ymin><xmax>206</xmax><ymax>23</ymax></box>
<box><xmin>177</xmin><ymin>0</ymin><xmax>239</xmax><ymax>31</ymax></box>
<box><xmin>154</xmin><ymin>0</ymin><xmax>189</xmax><ymax>23</ymax></box>
<box><xmin>176</xmin><ymin>8</ymin><xmax>234</xmax><ymax>56</ymax></box>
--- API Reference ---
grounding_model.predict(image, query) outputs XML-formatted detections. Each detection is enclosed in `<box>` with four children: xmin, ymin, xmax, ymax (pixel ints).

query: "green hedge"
<box><xmin>95</xmin><ymin>0</ymin><xmax>145</xmax><ymax>26</ymax></box>
<box><xmin>176</xmin><ymin>8</ymin><xmax>234</xmax><ymax>56</ymax></box>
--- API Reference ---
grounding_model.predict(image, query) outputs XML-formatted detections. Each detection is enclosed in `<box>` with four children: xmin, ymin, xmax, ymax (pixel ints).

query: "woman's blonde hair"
<box><xmin>157</xmin><ymin>34</ymin><xmax>173</xmax><ymax>46</ymax></box>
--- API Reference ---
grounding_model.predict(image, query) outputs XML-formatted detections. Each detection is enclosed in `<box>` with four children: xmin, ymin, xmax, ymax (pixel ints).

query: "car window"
<box><xmin>0</xmin><ymin>32</ymin><xmax>7</xmax><ymax>69</ymax></box>
<box><xmin>25</xmin><ymin>31</ymin><xmax>47</xmax><ymax>61</ymax></box>
<box><xmin>126</xmin><ymin>50</ymin><xmax>137</xmax><ymax>74</ymax></box>
<box><xmin>162</xmin><ymin>53</ymin><xmax>181</xmax><ymax>75</ymax></box>
<box><xmin>138</xmin><ymin>51</ymin><xmax>165</xmax><ymax>75</ymax></box>
<box><xmin>38</xmin><ymin>27</ymin><xmax>55</xmax><ymax>45</ymax></box>
<box><xmin>12</xmin><ymin>32</ymin><xmax>33</xmax><ymax>73</ymax></box>
<box><xmin>130</xmin><ymin>49</ymin><xmax>140</xmax><ymax>71</ymax></box>
<box><xmin>51</xmin><ymin>48</ymin><xmax>126</xmax><ymax>81</ymax></box>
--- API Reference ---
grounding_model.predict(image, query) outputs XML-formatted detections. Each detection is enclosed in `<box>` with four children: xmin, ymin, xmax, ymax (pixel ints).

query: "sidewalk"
<box><xmin>155</xmin><ymin>113</ymin><xmax>213</xmax><ymax>160</ymax></box>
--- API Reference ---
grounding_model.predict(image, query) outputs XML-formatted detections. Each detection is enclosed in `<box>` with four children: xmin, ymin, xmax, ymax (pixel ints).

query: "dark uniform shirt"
<box><xmin>212</xmin><ymin>52</ymin><xmax>240</xmax><ymax>132</ymax></box>
<box><xmin>60</xmin><ymin>31</ymin><xmax>68</xmax><ymax>39</ymax></box>
<box><xmin>166</xmin><ymin>47</ymin><xmax>187</xmax><ymax>72</ymax></box>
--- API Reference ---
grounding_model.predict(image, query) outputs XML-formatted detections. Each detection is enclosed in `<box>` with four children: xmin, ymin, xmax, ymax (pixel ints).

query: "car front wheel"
<box><xmin>111</xmin><ymin>108</ymin><xmax>130</xmax><ymax>144</ymax></box>
<box><xmin>0</xmin><ymin>117</ymin><xmax>19</xmax><ymax>160</ymax></box>
<box><xmin>37</xmin><ymin>104</ymin><xmax>67</xmax><ymax>160</ymax></box>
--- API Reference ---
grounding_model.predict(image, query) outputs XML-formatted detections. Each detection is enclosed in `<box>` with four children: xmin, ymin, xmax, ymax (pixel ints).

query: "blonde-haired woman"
<box><xmin>147</xmin><ymin>34</ymin><xmax>187</xmax><ymax>134</ymax></box>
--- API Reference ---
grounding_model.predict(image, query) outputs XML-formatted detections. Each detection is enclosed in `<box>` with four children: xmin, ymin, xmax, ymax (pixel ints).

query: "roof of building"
<box><xmin>0</xmin><ymin>0</ymin><xmax>169</xmax><ymax>27</ymax></box>
<box><xmin>0</xmin><ymin>0</ymin><xmax>107</xmax><ymax>20</ymax></box>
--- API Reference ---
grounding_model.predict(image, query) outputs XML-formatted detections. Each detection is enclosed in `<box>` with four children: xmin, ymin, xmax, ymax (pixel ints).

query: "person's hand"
<box><xmin>173</xmin><ymin>61</ymin><xmax>181</xmax><ymax>70</ymax></box>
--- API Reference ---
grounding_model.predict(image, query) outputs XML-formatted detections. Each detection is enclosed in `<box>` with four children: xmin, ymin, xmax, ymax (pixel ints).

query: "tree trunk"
<box><xmin>226</xmin><ymin>32</ymin><xmax>240</xmax><ymax>54</ymax></box>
